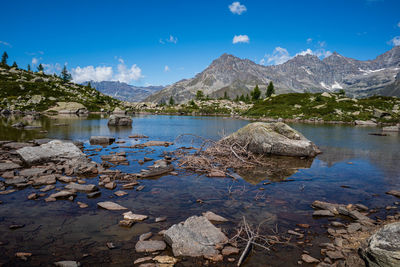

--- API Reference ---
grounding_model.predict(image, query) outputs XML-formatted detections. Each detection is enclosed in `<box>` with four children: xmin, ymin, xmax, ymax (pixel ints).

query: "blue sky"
<box><xmin>1</xmin><ymin>0</ymin><xmax>399</xmax><ymax>86</ymax></box>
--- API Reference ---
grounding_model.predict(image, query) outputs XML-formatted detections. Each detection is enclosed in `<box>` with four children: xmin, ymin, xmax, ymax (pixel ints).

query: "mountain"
<box><xmin>146</xmin><ymin>46</ymin><xmax>400</xmax><ymax>103</ymax></box>
<box><xmin>83</xmin><ymin>81</ymin><xmax>164</xmax><ymax>102</ymax></box>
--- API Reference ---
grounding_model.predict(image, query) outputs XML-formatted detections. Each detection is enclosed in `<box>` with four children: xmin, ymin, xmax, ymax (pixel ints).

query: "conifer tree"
<box><xmin>61</xmin><ymin>65</ymin><xmax>72</xmax><ymax>83</ymax></box>
<box><xmin>251</xmin><ymin>85</ymin><xmax>261</xmax><ymax>100</ymax></box>
<box><xmin>169</xmin><ymin>96</ymin><xmax>175</xmax><ymax>106</ymax></box>
<box><xmin>11</xmin><ymin>61</ymin><xmax>18</xmax><ymax>68</ymax></box>
<box><xmin>266</xmin><ymin>81</ymin><xmax>275</xmax><ymax>97</ymax></box>
<box><xmin>1</xmin><ymin>51</ymin><xmax>8</xmax><ymax>66</ymax></box>
<box><xmin>37</xmin><ymin>63</ymin><xmax>44</xmax><ymax>72</ymax></box>
<box><xmin>27</xmin><ymin>64</ymin><xmax>31</xmax><ymax>72</ymax></box>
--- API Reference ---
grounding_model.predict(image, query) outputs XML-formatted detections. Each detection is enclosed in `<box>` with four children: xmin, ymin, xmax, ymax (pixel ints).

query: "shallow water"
<box><xmin>0</xmin><ymin>114</ymin><xmax>399</xmax><ymax>266</ymax></box>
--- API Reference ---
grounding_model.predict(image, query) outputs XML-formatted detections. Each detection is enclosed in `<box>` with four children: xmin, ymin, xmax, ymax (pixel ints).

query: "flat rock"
<box><xmin>164</xmin><ymin>215</ymin><xmax>228</xmax><ymax>257</ymax></box>
<box><xmin>222</xmin><ymin>246</ymin><xmax>239</xmax><ymax>256</ymax></box>
<box><xmin>87</xmin><ymin>191</ymin><xmax>101</xmax><ymax>198</ymax></box>
<box><xmin>387</xmin><ymin>190</ymin><xmax>400</xmax><ymax>198</ymax></box>
<box><xmin>19</xmin><ymin>168</ymin><xmax>47</xmax><ymax>177</ymax></box>
<box><xmin>97</xmin><ymin>201</ymin><xmax>127</xmax><ymax>210</ymax></box>
<box><xmin>57</xmin><ymin>176</ymin><xmax>77</xmax><ymax>183</ymax></box>
<box><xmin>326</xmin><ymin>250</ymin><xmax>344</xmax><ymax>260</ymax></box>
<box><xmin>313</xmin><ymin>210</ymin><xmax>335</xmax><ymax>217</ymax></box>
<box><xmin>32</xmin><ymin>175</ymin><xmax>57</xmax><ymax>186</ymax></box>
<box><xmin>65</xmin><ymin>182</ymin><xmax>97</xmax><ymax>192</ymax></box>
<box><xmin>89</xmin><ymin>136</ymin><xmax>115</xmax><ymax>145</ymax></box>
<box><xmin>48</xmin><ymin>190</ymin><xmax>76</xmax><ymax>199</ymax></box>
<box><xmin>133</xmin><ymin>257</ymin><xmax>153</xmax><ymax>265</ymax></box>
<box><xmin>123</xmin><ymin>211</ymin><xmax>148</xmax><ymax>221</ymax></box>
<box><xmin>5</xmin><ymin>177</ymin><xmax>27</xmax><ymax>186</ymax></box>
<box><xmin>104</xmin><ymin>182</ymin><xmax>116</xmax><ymax>190</ymax></box>
<box><xmin>107</xmin><ymin>115</ymin><xmax>132</xmax><ymax>127</ymax></box>
<box><xmin>54</xmin><ymin>261</ymin><xmax>81</xmax><ymax>267</ymax></box>
<box><xmin>0</xmin><ymin>162</ymin><xmax>21</xmax><ymax>172</ymax></box>
<box><xmin>135</xmin><ymin>240</ymin><xmax>166</xmax><ymax>253</ymax></box>
<box><xmin>301</xmin><ymin>254</ymin><xmax>320</xmax><ymax>263</ymax></box>
<box><xmin>139</xmin><ymin>232</ymin><xmax>153</xmax><ymax>241</ymax></box>
<box><xmin>153</xmin><ymin>255</ymin><xmax>178</xmax><ymax>264</ymax></box>
<box><xmin>114</xmin><ymin>190</ymin><xmax>128</xmax><ymax>196</ymax></box>
<box><xmin>361</xmin><ymin>222</ymin><xmax>400</xmax><ymax>267</ymax></box>
<box><xmin>202</xmin><ymin>211</ymin><xmax>228</xmax><ymax>222</ymax></box>
<box><xmin>220</xmin><ymin>122</ymin><xmax>321</xmax><ymax>157</ymax></box>
<box><xmin>3</xmin><ymin>142</ymin><xmax>34</xmax><ymax>150</ymax></box>
<box><xmin>155</xmin><ymin>216</ymin><xmax>167</xmax><ymax>222</ymax></box>
<box><xmin>16</xmin><ymin>140</ymin><xmax>84</xmax><ymax>165</ymax></box>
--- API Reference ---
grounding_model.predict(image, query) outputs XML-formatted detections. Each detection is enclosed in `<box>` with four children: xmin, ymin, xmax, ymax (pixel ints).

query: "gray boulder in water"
<box><xmin>221</xmin><ymin>122</ymin><xmax>320</xmax><ymax>157</ymax></box>
<box><xmin>107</xmin><ymin>115</ymin><xmax>132</xmax><ymax>127</ymax></box>
<box><xmin>361</xmin><ymin>222</ymin><xmax>400</xmax><ymax>267</ymax></box>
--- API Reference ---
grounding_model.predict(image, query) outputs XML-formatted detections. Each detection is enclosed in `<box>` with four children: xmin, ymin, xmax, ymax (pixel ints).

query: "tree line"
<box><xmin>1</xmin><ymin>51</ymin><xmax>73</xmax><ymax>84</ymax></box>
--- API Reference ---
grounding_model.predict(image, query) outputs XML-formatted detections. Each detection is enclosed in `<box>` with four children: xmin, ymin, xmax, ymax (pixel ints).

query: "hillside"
<box><xmin>146</xmin><ymin>46</ymin><xmax>400</xmax><ymax>104</ymax></box>
<box><xmin>0</xmin><ymin>66</ymin><xmax>119</xmax><ymax>112</ymax></box>
<box><xmin>82</xmin><ymin>81</ymin><xmax>163</xmax><ymax>102</ymax></box>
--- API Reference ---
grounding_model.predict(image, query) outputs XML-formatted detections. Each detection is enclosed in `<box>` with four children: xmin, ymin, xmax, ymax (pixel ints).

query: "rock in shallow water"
<box><xmin>164</xmin><ymin>215</ymin><xmax>228</xmax><ymax>257</ymax></box>
<box><xmin>135</xmin><ymin>240</ymin><xmax>166</xmax><ymax>253</ymax></box>
<box><xmin>361</xmin><ymin>222</ymin><xmax>400</xmax><ymax>267</ymax></box>
<box><xmin>97</xmin><ymin>201</ymin><xmax>127</xmax><ymax>210</ymax></box>
<box><xmin>220</xmin><ymin>122</ymin><xmax>321</xmax><ymax>157</ymax></box>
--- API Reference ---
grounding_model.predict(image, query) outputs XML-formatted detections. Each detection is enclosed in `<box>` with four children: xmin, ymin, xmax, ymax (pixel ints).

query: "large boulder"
<box><xmin>382</xmin><ymin>124</ymin><xmax>400</xmax><ymax>132</ymax></box>
<box><xmin>16</xmin><ymin>140</ymin><xmax>85</xmax><ymax>165</ymax></box>
<box><xmin>46</xmin><ymin>102</ymin><xmax>88</xmax><ymax>114</ymax></box>
<box><xmin>361</xmin><ymin>222</ymin><xmax>400</xmax><ymax>267</ymax></box>
<box><xmin>112</xmin><ymin>107</ymin><xmax>127</xmax><ymax>114</ymax></box>
<box><xmin>164</xmin><ymin>215</ymin><xmax>228</xmax><ymax>257</ymax></box>
<box><xmin>220</xmin><ymin>122</ymin><xmax>320</xmax><ymax>157</ymax></box>
<box><xmin>107</xmin><ymin>115</ymin><xmax>132</xmax><ymax>127</ymax></box>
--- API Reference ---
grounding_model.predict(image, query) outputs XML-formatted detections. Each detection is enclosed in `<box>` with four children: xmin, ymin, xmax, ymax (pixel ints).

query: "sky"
<box><xmin>1</xmin><ymin>0</ymin><xmax>400</xmax><ymax>86</ymax></box>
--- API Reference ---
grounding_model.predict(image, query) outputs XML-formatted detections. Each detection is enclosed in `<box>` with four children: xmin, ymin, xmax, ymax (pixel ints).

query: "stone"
<box><xmin>220</xmin><ymin>122</ymin><xmax>321</xmax><ymax>157</ymax></box>
<box><xmin>355</xmin><ymin>120</ymin><xmax>377</xmax><ymax>126</ymax></box>
<box><xmin>104</xmin><ymin>182</ymin><xmax>116</xmax><ymax>190</ymax></box>
<box><xmin>4</xmin><ymin>177</ymin><xmax>27</xmax><ymax>186</ymax></box>
<box><xmin>28</xmin><ymin>193</ymin><xmax>38</xmax><ymax>200</ymax></box>
<box><xmin>32</xmin><ymin>175</ymin><xmax>57</xmax><ymax>186</ymax></box>
<box><xmin>57</xmin><ymin>176</ymin><xmax>77</xmax><ymax>183</ymax></box>
<box><xmin>0</xmin><ymin>162</ymin><xmax>21</xmax><ymax>172</ymax></box>
<box><xmin>207</xmin><ymin>169</ymin><xmax>226</xmax><ymax>177</ymax></box>
<box><xmin>65</xmin><ymin>182</ymin><xmax>97</xmax><ymax>192</ymax></box>
<box><xmin>361</xmin><ymin>222</ymin><xmax>400</xmax><ymax>267</ymax></box>
<box><xmin>19</xmin><ymin>168</ymin><xmax>47</xmax><ymax>177</ymax></box>
<box><xmin>204</xmin><ymin>254</ymin><xmax>223</xmax><ymax>262</ymax></box>
<box><xmin>387</xmin><ymin>190</ymin><xmax>400</xmax><ymax>198</ymax></box>
<box><xmin>3</xmin><ymin>142</ymin><xmax>34</xmax><ymax>150</ymax></box>
<box><xmin>87</xmin><ymin>191</ymin><xmax>101</xmax><ymax>198</ymax></box>
<box><xmin>301</xmin><ymin>254</ymin><xmax>320</xmax><ymax>263</ymax></box>
<box><xmin>139</xmin><ymin>232</ymin><xmax>153</xmax><ymax>241</ymax></box>
<box><xmin>155</xmin><ymin>217</ymin><xmax>167</xmax><ymax>222</ymax></box>
<box><xmin>164</xmin><ymin>215</ymin><xmax>228</xmax><ymax>257</ymax></box>
<box><xmin>382</xmin><ymin>125</ymin><xmax>400</xmax><ymax>132</ymax></box>
<box><xmin>77</xmin><ymin>202</ymin><xmax>88</xmax><ymax>208</ymax></box>
<box><xmin>347</xmin><ymin>223</ymin><xmax>362</xmax><ymax>234</ymax></box>
<box><xmin>122</xmin><ymin>181</ymin><xmax>139</xmax><ymax>189</ymax></box>
<box><xmin>153</xmin><ymin>255</ymin><xmax>178</xmax><ymax>264</ymax></box>
<box><xmin>16</xmin><ymin>140</ymin><xmax>84</xmax><ymax>165</ymax></box>
<box><xmin>134</xmin><ymin>257</ymin><xmax>153</xmax><ymax>265</ymax></box>
<box><xmin>107</xmin><ymin>115</ymin><xmax>132</xmax><ymax>127</ymax></box>
<box><xmin>222</xmin><ymin>246</ymin><xmax>239</xmax><ymax>256</ymax></box>
<box><xmin>97</xmin><ymin>201</ymin><xmax>127</xmax><ymax>210</ymax></box>
<box><xmin>123</xmin><ymin>211</ymin><xmax>148</xmax><ymax>221</ymax></box>
<box><xmin>40</xmin><ymin>185</ymin><xmax>55</xmax><ymax>192</ymax></box>
<box><xmin>54</xmin><ymin>261</ymin><xmax>81</xmax><ymax>267</ymax></box>
<box><xmin>119</xmin><ymin>219</ymin><xmax>134</xmax><ymax>227</ymax></box>
<box><xmin>48</xmin><ymin>190</ymin><xmax>76</xmax><ymax>199</ymax></box>
<box><xmin>326</xmin><ymin>250</ymin><xmax>344</xmax><ymax>260</ymax></box>
<box><xmin>46</xmin><ymin>102</ymin><xmax>86</xmax><ymax>114</ymax></box>
<box><xmin>114</xmin><ymin>190</ymin><xmax>128</xmax><ymax>196</ymax></box>
<box><xmin>312</xmin><ymin>200</ymin><xmax>339</xmax><ymax>214</ymax></box>
<box><xmin>107</xmin><ymin>242</ymin><xmax>116</xmax><ymax>249</ymax></box>
<box><xmin>313</xmin><ymin>210</ymin><xmax>335</xmax><ymax>217</ymax></box>
<box><xmin>135</xmin><ymin>240</ymin><xmax>166</xmax><ymax>253</ymax></box>
<box><xmin>89</xmin><ymin>136</ymin><xmax>115</xmax><ymax>145</ymax></box>
<box><xmin>202</xmin><ymin>211</ymin><xmax>228</xmax><ymax>222</ymax></box>
<box><xmin>15</xmin><ymin>252</ymin><xmax>32</xmax><ymax>261</ymax></box>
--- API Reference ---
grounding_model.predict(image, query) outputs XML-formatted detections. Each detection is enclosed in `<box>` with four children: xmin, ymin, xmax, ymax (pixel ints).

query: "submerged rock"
<box><xmin>361</xmin><ymin>222</ymin><xmax>400</xmax><ymax>267</ymax></box>
<box><xmin>65</xmin><ymin>182</ymin><xmax>98</xmax><ymax>192</ymax></box>
<box><xmin>135</xmin><ymin>240</ymin><xmax>166</xmax><ymax>253</ymax></box>
<box><xmin>220</xmin><ymin>122</ymin><xmax>321</xmax><ymax>157</ymax></box>
<box><xmin>164</xmin><ymin>215</ymin><xmax>228</xmax><ymax>257</ymax></box>
<box><xmin>89</xmin><ymin>136</ymin><xmax>115</xmax><ymax>145</ymax></box>
<box><xmin>54</xmin><ymin>261</ymin><xmax>81</xmax><ymax>267</ymax></box>
<box><xmin>107</xmin><ymin>115</ymin><xmax>132</xmax><ymax>127</ymax></box>
<box><xmin>97</xmin><ymin>201</ymin><xmax>127</xmax><ymax>210</ymax></box>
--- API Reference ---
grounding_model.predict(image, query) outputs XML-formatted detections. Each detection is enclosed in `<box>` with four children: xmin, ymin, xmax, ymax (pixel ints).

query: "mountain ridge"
<box><xmin>146</xmin><ymin>46</ymin><xmax>400</xmax><ymax>103</ymax></box>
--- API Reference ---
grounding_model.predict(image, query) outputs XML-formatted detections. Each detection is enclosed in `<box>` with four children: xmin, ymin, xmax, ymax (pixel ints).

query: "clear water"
<box><xmin>0</xmin><ymin>114</ymin><xmax>399</xmax><ymax>266</ymax></box>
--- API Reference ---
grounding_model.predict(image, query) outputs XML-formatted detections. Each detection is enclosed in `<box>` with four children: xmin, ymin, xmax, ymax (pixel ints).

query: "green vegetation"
<box><xmin>196</xmin><ymin>90</ymin><xmax>205</xmax><ymax>100</ymax></box>
<box><xmin>169</xmin><ymin>96</ymin><xmax>175</xmax><ymax>105</ymax></box>
<box><xmin>245</xmin><ymin>92</ymin><xmax>399</xmax><ymax>123</ymax></box>
<box><xmin>266</xmin><ymin>81</ymin><xmax>275</xmax><ymax>97</ymax></box>
<box><xmin>60</xmin><ymin>65</ymin><xmax>72</xmax><ymax>83</ymax></box>
<box><xmin>37</xmin><ymin>64</ymin><xmax>44</xmax><ymax>72</ymax></box>
<box><xmin>251</xmin><ymin>85</ymin><xmax>261</xmax><ymax>100</ymax></box>
<box><xmin>1</xmin><ymin>52</ymin><xmax>8</xmax><ymax>66</ymax></box>
<box><xmin>0</xmin><ymin>64</ymin><xmax>120</xmax><ymax>112</ymax></box>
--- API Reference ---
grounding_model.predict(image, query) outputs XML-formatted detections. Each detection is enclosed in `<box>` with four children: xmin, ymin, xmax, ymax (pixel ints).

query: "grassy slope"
<box><xmin>245</xmin><ymin>93</ymin><xmax>400</xmax><ymax>123</ymax></box>
<box><xmin>0</xmin><ymin>66</ymin><xmax>119</xmax><ymax>112</ymax></box>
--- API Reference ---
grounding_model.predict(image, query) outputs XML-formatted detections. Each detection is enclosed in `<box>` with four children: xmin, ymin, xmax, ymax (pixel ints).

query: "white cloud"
<box><xmin>164</xmin><ymin>65</ymin><xmax>170</xmax><ymax>72</ymax></box>
<box><xmin>114</xmin><ymin>63</ymin><xmax>142</xmax><ymax>83</ymax></box>
<box><xmin>71</xmin><ymin>66</ymin><xmax>113</xmax><ymax>83</ymax></box>
<box><xmin>43</xmin><ymin>63</ymin><xmax>62</xmax><ymax>74</ymax></box>
<box><xmin>71</xmin><ymin>59</ymin><xmax>143</xmax><ymax>84</ymax></box>
<box><xmin>306</xmin><ymin>38</ymin><xmax>313</xmax><ymax>44</ymax></box>
<box><xmin>229</xmin><ymin>2</ymin><xmax>247</xmax><ymax>15</ymax></box>
<box><xmin>160</xmin><ymin>35</ymin><xmax>178</xmax><ymax>44</ymax></box>
<box><xmin>318</xmin><ymin>41</ymin><xmax>326</xmax><ymax>47</ymax></box>
<box><xmin>233</xmin><ymin>34</ymin><xmax>249</xmax><ymax>44</ymax></box>
<box><xmin>0</xmin><ymin>41</ymin><xmax>12</xmax><ymax>47</ymax></box>
<box><xmin>390</xmin><ymin>36</ymin><xmax>400</xmax><ymax>46</ymax></box>
<box><xmin>264</xmin><ymin>47</ymin><xmax>291</xmax><ymax>65</ymax></box>
<box><xmin>261</xmin><ymin>46</ymin><xmax>332</xmax><ymax>66</ymax></box>
<box><xmin>32</xmin><ymin>57</ymin><xmax>39</xmax><ymax>65</ymax></box>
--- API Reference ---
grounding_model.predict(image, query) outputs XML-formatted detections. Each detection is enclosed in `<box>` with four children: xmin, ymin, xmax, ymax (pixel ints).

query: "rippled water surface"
<box><xmin>0</xmin><ymin>114</ymin><xmax>399</xmax><ymax>266</ymax></box>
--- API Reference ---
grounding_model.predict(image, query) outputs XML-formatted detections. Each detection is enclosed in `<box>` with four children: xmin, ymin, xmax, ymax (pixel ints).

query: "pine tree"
<box><xmin>169</xmin><ymin>96</ymin><xmax>175</xmax><ymax>106</ymax></box>
<box><xmin>11</xmin><ymin>61</ymin><xmax>18</xmax><ymax>68</ymax></box>
<box><xmin>27</xmin><ymin>64</ymin><xmax>31</xmax><ymax>72</ymax></box>
<box><xmin>196</xmin><ymin>90</ymin><xmax>204</xmax><ymax>100</ymax></box>
<box><xmin>251</xmin><ymin>85</ymin><xmax>261</xmax><ymax>100</ymax></box>
<box><xmin>266</xmin><ymin>81</ymin><xmax>275</xmax><ymax>97</ymax></box>
<box><xmin>223</xmin><ymin>91</ymin><xmax>230</xmax><ymax>100</ymax></box>
<box><xmin>87</xmin><ymin>81</ymin><xmax>92</xmax><ymax>88</ymax></box>
<box><xmin>37</xmin><ymin>63</ymin><xmax>44</xmax><ymax>72</ymax></box>
<box><xmin>245</xmin><ymin>94</ymin><xmax>250</xmax><ymax>103</ymax></box>
<box><xmin>61</xmin><ymin>65</ymin><xmax>72</xmax><ymax>83</ymax></box>
<box><xmin>234</xmin><ymin>95</ymin><xmax>239</xmax><ymax>102</ymax></box>
<box><xmin>239</xmin><ymin>94</ymin><xmax>245</xmax><ymax>102</ymax></box>
<box><xmin>1</xmin><ymin>52</ymin><xmax>8</xmax><ymax>66</ymax></box>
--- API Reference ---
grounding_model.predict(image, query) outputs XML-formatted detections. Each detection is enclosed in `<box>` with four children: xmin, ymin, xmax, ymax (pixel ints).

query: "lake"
<box><xmin>0</xmin><ymin>114</ymin><xmax>399</xmax><ymax>266</ymax></box>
